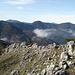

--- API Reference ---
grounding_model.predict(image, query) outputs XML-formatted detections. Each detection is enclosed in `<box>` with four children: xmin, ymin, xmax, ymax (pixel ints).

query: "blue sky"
<box><xmin>0</xmin><ymin>0</ymin><xmax>75</xmax><ymax>23</ymax></box>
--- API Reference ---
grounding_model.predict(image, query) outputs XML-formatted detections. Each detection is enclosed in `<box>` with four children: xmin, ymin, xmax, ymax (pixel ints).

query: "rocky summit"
<box><xmin>0</xmin><ymin>41</ymin><xmax>75</xmax><ymax>75</ymax></box>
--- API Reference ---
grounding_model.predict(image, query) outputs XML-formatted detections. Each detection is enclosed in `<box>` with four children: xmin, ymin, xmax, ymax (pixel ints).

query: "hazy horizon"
<box><xmin>0</xmin><ymin>19</ymin><xmax>74</xmax><ymax>24</ymax></box>
<box><xmin>0</xmin><ymin>0</ymin><xmax>75</xmax><ymax>23</ymax></box>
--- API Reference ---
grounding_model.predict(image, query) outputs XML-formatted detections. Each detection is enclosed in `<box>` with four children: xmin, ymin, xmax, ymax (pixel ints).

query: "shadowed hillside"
<box><xmin>0</xmin><ymin>20</ymin><xmax>75</xmax><ymax>45</ymax></box>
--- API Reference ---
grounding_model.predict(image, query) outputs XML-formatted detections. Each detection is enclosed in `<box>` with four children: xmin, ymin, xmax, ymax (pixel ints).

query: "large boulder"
<box><xmin>60</xmin><ymin>52</ymin><xmax>69</xmax><ymax>61</ymax></box>
<box><xmin>67</xmin><ymin>41</ymin><xmax>74</xmax><ymax>55</ymax></box>
<box><xmin>59</xmin><ymin>61</ymin><xmax>69</xmax><ymax>70</ymax></box>
<box><xmin>67</xmin><ymin>61</ymin><xmax>75</xmax><ymax>66</ymax></box>
<box><xmin>41</xmin><ymin>69</ymin><xmax>46</xmax><ymax>75</ymax></box>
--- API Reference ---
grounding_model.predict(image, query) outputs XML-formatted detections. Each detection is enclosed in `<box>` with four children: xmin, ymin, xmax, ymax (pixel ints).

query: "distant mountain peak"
<box><xmin>6</xmin><ymin>19</ymin><xmax>20</xmax><ymax>23</ymax></box>
<box><xmin>33</xmin><ymin>21</ymin><xmax>43</xmax><ymax>24</ymax></box>
<box><xmin>60</xmin><ymin>22</ymin><xmax>73</xmax><ymax>24</ymax></box>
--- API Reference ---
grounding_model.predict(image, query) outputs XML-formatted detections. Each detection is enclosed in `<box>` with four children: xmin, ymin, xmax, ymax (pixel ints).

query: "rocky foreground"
<box><xmin>0</xmin><ymin>41</ymin><xmax>75</xmax><ymax>75</ymax></box>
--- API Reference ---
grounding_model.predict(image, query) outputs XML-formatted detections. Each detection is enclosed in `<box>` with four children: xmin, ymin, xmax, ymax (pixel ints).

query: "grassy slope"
<box><xmin>0</xmin><ymin>44</ymin><xmax>75</xmax><ymax>75</ymax></box>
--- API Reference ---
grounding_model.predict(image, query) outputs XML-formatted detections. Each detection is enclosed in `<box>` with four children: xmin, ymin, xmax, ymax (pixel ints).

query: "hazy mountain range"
<box><xmin>0</xmin><ymin>19</ymin><xmax>75</xmax><ymax>45</ymax></box>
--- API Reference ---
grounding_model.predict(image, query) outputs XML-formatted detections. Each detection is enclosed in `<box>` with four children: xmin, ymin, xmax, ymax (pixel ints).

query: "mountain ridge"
<box><xmin>0</xmin><ymin>20</ymin><xmax>75</xmax><ymax>45</ymax></box>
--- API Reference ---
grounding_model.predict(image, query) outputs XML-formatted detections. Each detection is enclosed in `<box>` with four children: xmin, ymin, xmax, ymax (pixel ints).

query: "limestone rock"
<box><xmin>5</xmin><ymin>48</ymin><xmax>9</xmax><ymax>53</ymax></box>
<box><xmin>67</xmin><ymin>41</ymin><xmax>74</xmax><ymax>46</ymax></box>
<box><xmin>60</xmin><ymin>52</ymin><xmax>69</xmax><ymax>61</ymax></box>
<box><xmin>32</xmin><ymin>43</ymin><xmax>38</xmax><ymax>49</ymax></box>
<box><xmin>41</xmin><ymin>63</ymin><xmax>68</xmax><ymax>75</ymax></box>
<box><xmin>41</xmin><ymin>69</ymin><xmax>46</xmax><ymax>75</ymax></box>
<box><xmin>67</xmin><ymin>41</ymin><xmax>74</xmax><ymax>55</ymax></box>
<box><xmin>20</xmin><ymin>41</ymin><xmax>26</xmax><ymax>48</ymax></box>
<box><xmin>59</xmin><ymin>61</ymin><xmax>69</xmax><ymax>70</ymax></box>
<box><xmin>10</xmin><ymin>70</ymin><xmax>19</xmax><ymax>75</ymax></box>
<box><xmin>67</xmin><ymin>61</ymin><xmax>75</xmax><ymax>66</ymax></box>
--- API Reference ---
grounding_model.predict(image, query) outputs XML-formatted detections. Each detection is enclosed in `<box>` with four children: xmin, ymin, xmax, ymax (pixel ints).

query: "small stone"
<box><xmin>10</xmin><ymin>70</ymin><xmax>19</xmax><ymax>75</ymax></box>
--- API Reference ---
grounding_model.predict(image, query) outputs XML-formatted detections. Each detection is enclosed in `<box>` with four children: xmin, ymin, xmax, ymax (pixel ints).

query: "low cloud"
<box><xmin>33</xmin><ymin>29</ymin><xmax>56</xmax><ymax>38</ymax></box>
<box><xmin>3</xmin><ymin>0</ymin><xmax>36</xmax><ymax>5</ymax></box>
<box><xmin>69</xmin><ymin>30</ymin><xmax>75</xmax><ymax>36</ymax></box>
<box><xmin>68</xmin><ymin>29</ymin><xmax>73</xmax><ymax>33</ymax></box>
<box><xmin>59</xmin><ymin>28</ymin><xmax>75</xmax><ymax>36</ymax></box>
<box><xmin>62</xmin><ymin>29</ymin><xmax>75</xmax><ymax>36</ymax></box>
<box><xmin>33</xmin><ymin>28</ymin><xmax>75</xmax><ymax>38</ymax></box>
<box><xmin>1</xmin><ymin>37</ymin><xmax>8</xmax><ymax>41</ymax></box>
<box><xmin>17</xmin><ymin>7</ymin><xmax>24</xmax><ymax>9</ymax></box>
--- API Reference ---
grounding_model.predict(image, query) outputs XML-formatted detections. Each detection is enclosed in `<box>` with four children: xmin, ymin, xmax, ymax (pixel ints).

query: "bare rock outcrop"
<box><xmin>2</xmin><ymin>41</ymin><xmax>75</xmax><ymax>75</ymax></box>
<box><xmin>41</xmin><ymin>63</ymin><xmax>69</xmax><ymax>75</ymax></box>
